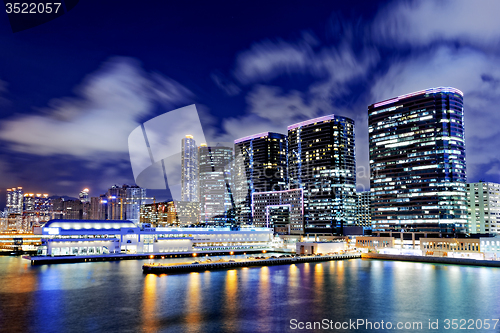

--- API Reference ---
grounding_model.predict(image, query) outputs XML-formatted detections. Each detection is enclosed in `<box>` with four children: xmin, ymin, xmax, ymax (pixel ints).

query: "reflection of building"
<box><xmin>181</xmin><ymin>135</ymin><xmax>199</xmax><ymax>202</ymax></box>
<box><xmin>166</xmin><ymin>201</ymin><xmax>200</xmax><ymax>226</ymax></box>
<box><xmin>369</xmin><ymin>87</ymin><xmax>467</xmax><ymax>236</ymax></box>
<box><xmin>198</xmin><ymin>145</ymin><xmax>234</xmax><ymax>226</ymax></box>
<box><xmin>35</xmin><ymin>219</ymin><xmax>273</xmax><ymax>256</ymax></box>
<box><xmin>234</xmin><ymin>132</ymin><xmax>288</xmax><ymax>226</ymax></box>
<box><xmin>252</xmin><ymin>189</ymin><xmax>304</xmax><ymax>235</ymax></box>
<box><xmin>288</xmin><ymin>115</ymin><xmax>356</xmax><ymax>235</ymax></box>
<box><xmin>6</xmin><ymin>187</ymin><xmax>23</xmax><ymax>214</ymax></box>
<box><xmin>356</xmin><ymin>191</ymin><xmax>371</xmax><ymax>228</ymax></box>
<box><xmin>468</xmin><ymin>182</ymin><xmax>500</xmax><ymax>235</ymax></box>
<box><xmin>106</xmin><ymin>185</ymin><xmax>147</xmax><ymax>222</ymax></box>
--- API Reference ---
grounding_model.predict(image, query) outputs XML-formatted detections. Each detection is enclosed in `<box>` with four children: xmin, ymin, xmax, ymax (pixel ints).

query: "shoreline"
<box><xmin>362</xmin><ymin>253</ymin><xmax>500</xmax><ymax>267</ymax></box>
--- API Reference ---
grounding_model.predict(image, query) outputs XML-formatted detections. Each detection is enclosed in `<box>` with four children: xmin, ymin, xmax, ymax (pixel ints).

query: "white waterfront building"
<box><xmin>34</xmin><ymin>219</ymin><xmax>273</xmax><ymax>256</ymax></box>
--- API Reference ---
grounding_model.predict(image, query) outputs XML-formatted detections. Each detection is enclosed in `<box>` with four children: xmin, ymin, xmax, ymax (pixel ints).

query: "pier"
<box><xmin>23</xmin><ymin>248</ymin><xmax>275</xmax><ymax>265</ymax></box>
<box><xmin>142</xmin><ymin>254</ymin><xmax>361</xmax><ymax>274</ymax></box>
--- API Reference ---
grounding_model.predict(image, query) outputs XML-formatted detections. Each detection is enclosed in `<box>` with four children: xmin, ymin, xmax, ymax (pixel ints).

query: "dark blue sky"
<box><xmin>1</xmin><ymin>0</ymin><xmax>499</xmax><ymax>207</ymax></box>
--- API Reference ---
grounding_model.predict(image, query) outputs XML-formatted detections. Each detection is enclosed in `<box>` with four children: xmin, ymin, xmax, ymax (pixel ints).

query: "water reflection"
<box><xmin>313</xmin><ymin>263</ymin><xmax>324</xmax><ymax>304</ymax></box>
<box><xmin>184</xmin><ymin>272</ymin><xmax>202</xmax><ymax>332</ymax></box>
<box><xmin>223</xmin><ymin>270</ymin><xmax>239</xmax><ymax>331</ymax></box>
<box><xmin>0</xmin><ymin>258</ymin><xmax>37</xmax><ymax>333</ymax></box>
<box><xmin>142</xmin><ymin>274</ymin><xmax>158</xmax><ymax>333</ymax></box>
<box><xmin>2</xmin><ymin>256</ymin><xmax>500</xmax><ymax>333</ymax></box>
<box><xmin>256</xmin><ymin>266</ymin><xmax>270</xmax><ymax>330</ymax></box>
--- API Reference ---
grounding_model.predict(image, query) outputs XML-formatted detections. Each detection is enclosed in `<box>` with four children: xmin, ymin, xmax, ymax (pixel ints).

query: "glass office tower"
<box><xmin>198</xmin><ymin>145</ymin><xmax>234</xmax><ymax>226</ymax></box>
<box><xmin>234</xmin><ymin>132</ymin><xmax>288</xmax><ymax>225</ymax></box>
<box><xmin>368</xmin><ymin>87</ymin><xmax>467</xmax><ymax>236</ymax></box>
<box><xmin>288</xmin><ymin>115</ymin><xmax>356</xmax><ymax>235</ymax></box>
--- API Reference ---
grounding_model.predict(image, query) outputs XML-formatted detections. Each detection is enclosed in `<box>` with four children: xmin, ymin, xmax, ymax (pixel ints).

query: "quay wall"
<box><xmin>362</xmin><ymin>253</ymin><xmax>500</xmax><ymax>267</ymax></box>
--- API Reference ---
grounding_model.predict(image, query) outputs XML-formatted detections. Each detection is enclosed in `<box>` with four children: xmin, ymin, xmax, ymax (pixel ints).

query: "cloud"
<box><xmin>233</xmin><ymin>38</ymin><xmax>317</xmax><ymax>84</ymax></box>
<box><xmin>233</xmin><ymin>34</ymin><xmax>378</xmax><ymax>98</ymax></box>
<box><xmin>373</xmin><ymin>0</ymin><xmax>500</xmax><ymax>48</ymax></box>
<box><xmin>210</xmin><ymin>71</ymin><xmax>241</xmax><ymax>96</ymax></box>
<box><xmin>0</xmin><ymin>57</ymin><xmax>193</xmax><ymax>160</ymax></box>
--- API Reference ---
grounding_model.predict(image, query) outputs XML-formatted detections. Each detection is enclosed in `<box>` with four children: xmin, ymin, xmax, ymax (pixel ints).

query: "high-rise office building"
<box><xmin>198</xmin><ymin>144</ymin><xmax>234</xmax><ymax>225</ymax></box>
<box><xmin>288</xmin><ymin>115</ymin><xmax>356</xmax><ymax>235</ymax></box>
<box><xmin>467</xmin><ymin>182</ymin><xmax>500</xmax><ymax>235</ymax></box>
<box><xmin>368</xmin><ymin>87</ymin><xmax>467</xmax><ymax>236</ymax></box>
<box><xmin>181</xmin><ymin>135</ymin><xmax>199</xmax><ymax>202</ymax></box>
<box><xmin>234</xmin><ymin>132</ymin><xmax>288</xmax><ymax>225</ymax></box>
<box><xmin>6</xmin><ymin>187</ymin><xmax>23</xmax><ymax>215</ymax></box>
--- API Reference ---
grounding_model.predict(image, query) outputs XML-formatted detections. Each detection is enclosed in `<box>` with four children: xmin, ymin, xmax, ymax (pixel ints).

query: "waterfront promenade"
<box><xmin>143</xmin><ymin>254</ymin><xmax>361</xmax><ymax>274</ymax></box>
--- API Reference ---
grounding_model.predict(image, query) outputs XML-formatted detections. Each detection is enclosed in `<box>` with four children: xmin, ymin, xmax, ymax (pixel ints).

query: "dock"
<box><xmin>142</xmin><ymin>254</ymin><xmax>361</xmax><ymax>274</ymax></box>
<box><xmin>23</xmin><ymin>248</ymin><xmax>276</xmax><ymax>265</ymax></box>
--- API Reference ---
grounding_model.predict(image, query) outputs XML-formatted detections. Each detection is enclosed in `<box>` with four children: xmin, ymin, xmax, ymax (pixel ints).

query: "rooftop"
<box><xmin>44</xmin><ymin>219</ymin><xmax>137</xmax><ymax>230</ymax></box>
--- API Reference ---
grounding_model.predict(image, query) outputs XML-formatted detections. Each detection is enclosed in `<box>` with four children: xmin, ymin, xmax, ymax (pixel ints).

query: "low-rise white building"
<box><xmin>35</xmin><ymin>219</ymin><xmax>273</xmax><ymax>256</ymax></box>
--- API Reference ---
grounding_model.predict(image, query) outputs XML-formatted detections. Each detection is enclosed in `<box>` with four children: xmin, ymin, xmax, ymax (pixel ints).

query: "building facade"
<box><xmin>35</xmin><ymin>219</ymin><xmax>273</xmax><ymax>256</ymax></box>
<box><xmin>181</xmin><ymin>135</ymin><xmax>199</xmax><ymax>202</ymax></box>
<box><xmin>467</xmin><ymin>182</ymin><xmax>500</xmax><ymax>235</ymax></box>
<box><xmin>140</xmin><ymin>201</ymin><xmax>169</xmax><ymax>227</ymax></box>
<box><xmin>6</xmin><ymin>187</ymin><xmax>23</xmax><ymax>215</ymax></box>
<box><xmin>234</xmin><ymin>132</ymin><xmax>288</xmax><ymax>225</ymax></box>
<box><xmin>22</xmin><ymin>193</ymin><xmax>51</xmax><ymax>230</ymax></box>
<box><xmin>368</xmin><ymin>87</ymin><xmax>467</xmax><ymax>236</ymax></box>
<box><xmin>252</xmin><ymin>189</ymin><xmax>304</xmax><ymax>235</ymax></box>
<box><xmin>356</xmin><ymin>191</ymin><xmax>371</xmax><ymax>228</ymax></box>
<box><xmin>106</xmin><ymin>185</ymin><xmax>147</xmax><ymax>222</ymax></box>
<box><xmin>166</xmin><ymin>201</ymin><xmax>200</xmax><ymax>226</ymax></box>
<box><xmin>198</xmin><ymin>145</ymin><xmax>234</xmax><ymax>225</ymax></box>
<box><xmin>288</xmin><ymin>115</ymin><xmax>356</xmax><ymax>235</ymax></box>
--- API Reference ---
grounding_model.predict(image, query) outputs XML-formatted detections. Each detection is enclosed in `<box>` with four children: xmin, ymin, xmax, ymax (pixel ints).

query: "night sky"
<box><xmin>1</xmin><ymin>0</ymin><xmax>499</xmax><ymax>208</ymax></box>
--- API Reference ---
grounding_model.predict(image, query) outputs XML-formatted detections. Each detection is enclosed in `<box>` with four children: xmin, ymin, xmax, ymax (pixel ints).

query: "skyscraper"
<box><xmin>288</xmin><ymin>115</ymin><xmax>356</xmax><ymax>235</ymax></box>
<box><xmin>198</xmin><ymin>144</ymin><xmax>234</xmax><ymax>225</ymax></box>
<box><xmin>181</xmin><ymin>135</ymin><xmax>199</xmax><ymax>202</ymax></box>
<box><xmin>234</xmin><ymin>132</ymin><xmax>288</xmax><ymax>225</ymax></box>
<box><xmin>368</xmin><ymin>87</ymin><xmax>467</xmax><ymax>236</ymax></box>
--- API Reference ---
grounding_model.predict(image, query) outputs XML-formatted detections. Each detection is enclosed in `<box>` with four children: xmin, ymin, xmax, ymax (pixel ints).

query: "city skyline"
<box><xmin>3</xmin><ymin>3</ymin><xmax>500</xmax><ymax>333</ymax></box>
<box><xmin>1</xmin><ymin>1</ymin><xmax>500</xmax><ymax>209</ymax></box>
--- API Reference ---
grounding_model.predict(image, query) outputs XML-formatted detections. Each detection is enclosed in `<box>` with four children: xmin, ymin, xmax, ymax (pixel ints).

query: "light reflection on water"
<box><xmin>1</xmin><ymin>256</ymin><xmax>500</xmax><ymax>333</ymax></box>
